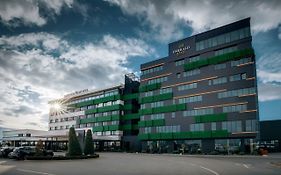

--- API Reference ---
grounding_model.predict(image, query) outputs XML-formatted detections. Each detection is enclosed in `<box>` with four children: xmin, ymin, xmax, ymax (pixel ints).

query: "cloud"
<box><xmin>107</xmin><ymin>0</ymin><xmax>281</xmax><ymax>42</ymax></box>
<box><xmin>258</xmin><ymin>83</ymin><xmax>281</xmax><ymax>102</ymax></box>
<box><xmin>0</xmin><ymin>32</ymin><xmax>154</xmax><ymax>130</ymax></box>
<box><xmin>0</xmin><ymin>0</ymin><xmax>75</xmax><ymax>26</ymax></box>
<box><xmin>256</xmin><ymin>51</ymin><xmax>281</xmax><ymax>101</ymax></box>
<box><xmin>279</xmin><ymin>27</ymin><xmax>281</xmax><ymax>40</ymax></box>
<box><xmin>257</xmin><ymin>52</ymin><xmax>281</xmax><ymax>84</ymax></box>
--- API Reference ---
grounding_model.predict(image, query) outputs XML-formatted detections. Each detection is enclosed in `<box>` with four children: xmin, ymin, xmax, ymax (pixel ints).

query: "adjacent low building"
<box><xmin>48</xmin><ymin>74</ymin><xmax>141</xmax><ymax>151</ymax></box>
<box><xmin>2</xmin><ymin>129</ymin><xmax>48</xmax><ymax>147</ymax></box>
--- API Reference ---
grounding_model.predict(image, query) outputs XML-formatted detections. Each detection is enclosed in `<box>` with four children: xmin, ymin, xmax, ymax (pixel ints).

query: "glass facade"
<box><xmin>196</xmin><ymin>27</ymin><xmax>250</xmax><ymax>51</ymax></box>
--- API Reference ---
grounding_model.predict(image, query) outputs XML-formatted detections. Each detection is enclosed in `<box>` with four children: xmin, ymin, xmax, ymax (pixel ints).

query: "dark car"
<box><xmin>1</xmin><ymin>147</ymin><xmax>14</xmax><ymax>158</ymax></box>
<box><xmin>8</xmin><ymin>147</ymin><xmax>54</xmax><ymax>160</ymax></box>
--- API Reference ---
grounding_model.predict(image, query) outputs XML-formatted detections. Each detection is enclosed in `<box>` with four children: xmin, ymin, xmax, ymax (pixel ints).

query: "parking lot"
<box><xmin>0</xmin><ymin>152</ymin><xmax>281</xmax><ymax>175</ymax></box>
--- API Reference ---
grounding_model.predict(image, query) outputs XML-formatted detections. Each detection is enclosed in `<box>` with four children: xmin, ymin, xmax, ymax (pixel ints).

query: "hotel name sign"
<box><xmin>172</xmin><ymin>43</ymin><xmax>191</xmax><ymax>55</ymax></box>
<box><xmin>64</xmin><ymin>89</ymin><xmax>89</xmax><ymax>98</ymax></box>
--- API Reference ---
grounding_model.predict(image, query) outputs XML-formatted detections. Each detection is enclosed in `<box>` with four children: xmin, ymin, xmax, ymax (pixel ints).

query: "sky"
<box><xmin>0</xmin><ymin>0</ymin><xmax>281</xmax><ymax>131</ymax></box>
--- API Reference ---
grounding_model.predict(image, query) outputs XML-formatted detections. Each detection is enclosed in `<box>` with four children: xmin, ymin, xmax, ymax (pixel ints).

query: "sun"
<box><xmin>53</xmin><ymin>103</ymin><xmax>62</xmax><ymax>110</ymax></box>
<box><xmin>50</xmin><ymin>100</ymin><xmax>68</xmax><ymax>115</ymax></box>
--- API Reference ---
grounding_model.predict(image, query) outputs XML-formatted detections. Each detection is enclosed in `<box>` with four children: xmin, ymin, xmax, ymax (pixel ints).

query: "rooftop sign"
<box><xmin>172</xmin><ymin>43</ymin><xmax>191</xmax><ymax>55</ymax></box>
<box><xmin>64</xmin><ymin>89</ymin><xmax>88</xmax><ymax>98</ymax></box>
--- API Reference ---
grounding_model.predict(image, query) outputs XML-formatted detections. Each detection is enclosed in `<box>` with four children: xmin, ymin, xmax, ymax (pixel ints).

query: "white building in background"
<box><xmin>2</xmin><ymin>129</ymin><xmax>48</xmax><ymax>147</ymax></box>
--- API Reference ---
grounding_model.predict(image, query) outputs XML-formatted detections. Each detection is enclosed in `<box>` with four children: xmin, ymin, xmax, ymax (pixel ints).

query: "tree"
<box><xmin>35</xmin><ymin>139</ymin><xmax>44</xmax><ymax>156</ymax></box>
<box><xmin>68</xmin><ymin>127</ymin><xmax>82</xmax><ymax>156</ymax></box>
<box><xmin>84</xmin><ymin>129</ymin><xmax>94</xmax><ymax>155</ymax></box>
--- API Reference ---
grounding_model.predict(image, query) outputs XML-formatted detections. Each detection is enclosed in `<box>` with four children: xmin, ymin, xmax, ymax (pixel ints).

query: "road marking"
<box><xmin>17</xmin><ymin>168</ymin><xmax>56</xmax><ymax>175</ymax></box>
<box><xmin>200</xmin><ymin>166</ymin><xmax>220</xmax><ymax>175</ymax></box>
<box><xmin>243</xmin><ymin>164</ymin><xmax>250</xmax><ymax>169</ymax></box>
<box><xmin>0</xmin><ymin>161</ymin><xmax>7</xmax><ymax>164</ymax></box>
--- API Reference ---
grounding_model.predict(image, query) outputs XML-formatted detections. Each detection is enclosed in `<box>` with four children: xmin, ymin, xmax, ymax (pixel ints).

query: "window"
<box><xmin>171</xmin><ymin>112</ymin><xmax>175</xmax><ymax>118</ymax></box>
<box><xmin>144</xmin><ymin>127</ymin><xmax>152</xmax><ymax>134</ymax></box>
<box><xmin>215</xmin><ymin>46</ymin><xmax>237</xmax><ymax>56</ymax></box>
<box><xmin>183</xmin><ymin>69</ymin><xmax>200</xmax><ymax>77</ymax></box>
<box><xmin>214</xmin><ymin>63</ymin><xmax>226</xmax><ymax>70</ymax></box>
<box><xmin>195</xmin><ymin>27</ymin><xmax>250</xmax><ymax>51</ymax></box>
<box><xmin>218</xmin><ymin>87</ymin><xmax>256</xmax><ymax>98</ymax></box>
<box><xmin>211</xmin><ymin>122</ymin><xmax>216</xmax><ymax>131</ymax></box>
<box><xmin>223</xmin><ymin>104</ymin><xmax>247</xmax><ymax>113</ymax></box>
<box><xmin>189</xmin><ymin>55</ymin><xmax>200</xmax><ymax>63</ymax></box>
<box><xmin>147</xmin><ymin>76</ymin><xmax>167</xmax><ymax>85</ymax></box>
<box><xmin>178</xmin><ymin>83</ymin><xmax>197</xmax><ymax>91</ymax></box>
<box><xmin>190</xmin><ymin>123</ymin><xmax>204</xmax><ymax>131</ymax></box>
<box><xmin>160</xmin><ymin>87</ymin><xmax>172</xmax><ymax>94</ymax></box>
<box><xmin>222</xmin><ymin>121</ymin><xmax>242</xmax><ymax>132</ymax></box>
<box><xmin>177</xmin><ymin>73</ymin><xmax>181</xmax><ymax>78</ymax></box>
<box><xmin>175</xmin><ymin>59</ymin><xmax>185</xmax><ymax>66</ymax></box>
<box><xmin>145</xmin><ymin>91</ymin><xmax>153</xmax><ymax>97</ymax></box>
<box><xmin>150</xmin><ymin>113</ymin><xmax>165</xmax><ymax>120</ymax></box>
<box><xmin>183</xmin><ymin>108</ymin><xmax>214</xmax><ymax>117</ymax></box>
<box><xmin>156</xmin><ymin>125</ymin><xmax>180</xmax><ymax>133</ymax></box>
<box><xmin>209</xmin><ymin>77</ymin><xmax>227</xmax><ymax>85</ymax></box>
<box><xmin>141</xmin><ymin>65</ymin><xmax>163</xmax><ymax>75</ymax></box>
<box><xmin>178</xmin><ymin>95</ymin><xmax>202</xmax><ymax>104</ymax></box>
<box><xmin>246</xmin><ymin>120</ymin><xmax>257</xmax><ymax>132</ymax></box>
<box><xmin>151</xmin><ymin>101</ymin><xmax>164</xmax><ymax>108</ymax></box>
<box><xmin>231</xmin><ymin>57</ymin><xmax>252</xmax><ymax>67</ymax></box>
<box><xmin>229</xmin><ymin>73</ymin><xmax>246</xmax><ymax>82</ymax></box>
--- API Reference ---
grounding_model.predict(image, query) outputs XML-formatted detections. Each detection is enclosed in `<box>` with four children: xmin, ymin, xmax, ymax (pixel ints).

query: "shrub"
<box><xmin>35</xmin><ymin>139</ymin><xmax>44</xmax><ymax>156</ymax></box>
<box><xmin>67</xmin><ymin>127</ymin><xmax>82</xmax><ymax>156</ymax></box>
<box><xmin>84</xmin><ymin>129</ymin><xmax>94</xmax><ymax>155</ymax></box>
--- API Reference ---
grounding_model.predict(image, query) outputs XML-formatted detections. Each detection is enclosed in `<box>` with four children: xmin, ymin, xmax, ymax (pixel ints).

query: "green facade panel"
<box><xmin>85</xmin><ymin>108</ymin><xmax>98</xmax><ymax>115</ymax></box>
<box><xmin>123</xmin><ymin>104</ymin><xmax>134</xmax><ymax>110</ymax></box>
<box><xmin>92</xmin><ymin>126</ymin><xmax>103</xmax><ymax>132</ymax></box>
<box><xmin>211</xmin><ymin>130</ymin><xmax>229</xmax><ymax>137</ymax></box>
<box><xmin>139</xmin><ymin>108</ymin><xmax>153</xmax><ymax>115</ymax></box>
<box><xmin>122</xmin><ymin>93</ymin><xmax>139</xmax><ymax>100</ymax></box>
<box><xmin>139</xmin><ymin>104</ymin><xmax>186</xmax><ymax>115</ymax></box>
<box><xmin>121</xmin><ymin>124</ymin><xmax>132</xmax><ymax>130</ymax></box>
<box><xmin>75</xmin><ymin>100</ymin><xmax>94</xmax><ymax>108</ymax></box>
<box><xmin>97</xmin><ymin>104</ymin><xmax>122</xmax><ymax>113</ymax></box>
<box><xmin>107</xmin><ymin>125</ymin><xmax>120</xmax><ymax>131</ymax></box>
<box><xmin>75</xmin><ymin>94</ymin><xmax>122</xmax><ymax>108</ymax></box>
<box><xmin>160</xmin><ymin>133</ymin><xmax>173</xmax><ymax>139</ymax></box>
<box><xmin>140</xmin><ymin>93</ymin><xmax>173</xmax><ymax>104</ymax></box>
<box><xmin>79</xmin><ymin>117</ymin><xmax>97</xmax><ymax>124</ymax></box>
<box><xmin>121</xmin><ymin>124</ymin><xmax>138</xmax><ymax>131</ymax></box>
<box><xmin>149</xmin><ymin>133</ymin><xmax>161</xmax><ymax>140</ymax></box>
<box><xmin>122</xmin><ymin>113</ymin><xmax>140</xmax><ymax>120</ymax></box>
<box><xmin>96</xmin><ymin>115</ymin><xmax>112</xmax><ymax>122</ymax></box>
<box><xmin>152</xmin><ymin>119</ymin><xmax>165</xmax><ymax>126</ymax></box>
<box><xmin>194</xmin><ymin>113</ymin><xmax>227</xmax><ymax>123</ymax></box>
<box><xmin>184</xmin><ymin>48</ymin><xmax>254</xmax><ymax>71</ymax></box>
<box><xmin>111</xmin><ymin>115</ymin><xmax>121</xmax><ymax>121</ymax></box>
<box><xmin>139</xmin><ymin>83</ymin><xmax>161</xmax><ymax>92</ymax></box>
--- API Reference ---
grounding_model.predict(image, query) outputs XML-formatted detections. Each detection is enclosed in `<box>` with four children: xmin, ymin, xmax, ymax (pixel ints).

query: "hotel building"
<box><xmin>138</xmin><ymin>18</ymin><xmax>259</xmax><ymax>153</ymax></box>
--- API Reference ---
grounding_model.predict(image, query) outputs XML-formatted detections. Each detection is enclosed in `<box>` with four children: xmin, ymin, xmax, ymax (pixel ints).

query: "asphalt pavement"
<box><xmin>0</xmin><ymin>152</ymin><xmax>280</xmax><ymax>175</ymax></box>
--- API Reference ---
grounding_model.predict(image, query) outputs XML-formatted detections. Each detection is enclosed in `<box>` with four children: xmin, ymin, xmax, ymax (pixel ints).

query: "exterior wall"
<box><xmin>138</xmin><ymin>18</ymin><xmax>259</xmax><ymax>153</ymax></box>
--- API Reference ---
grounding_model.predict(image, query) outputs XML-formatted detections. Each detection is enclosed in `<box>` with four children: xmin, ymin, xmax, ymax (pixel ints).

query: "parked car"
<box><xmin>8</xmin><ymin>147</ymin><xmax>54</xmax><ymax>160</ymax></box>
<box><xmin>1</xmin><ymin>147</ymin><xmax>14</xmax><ymax>158</ymax></box>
